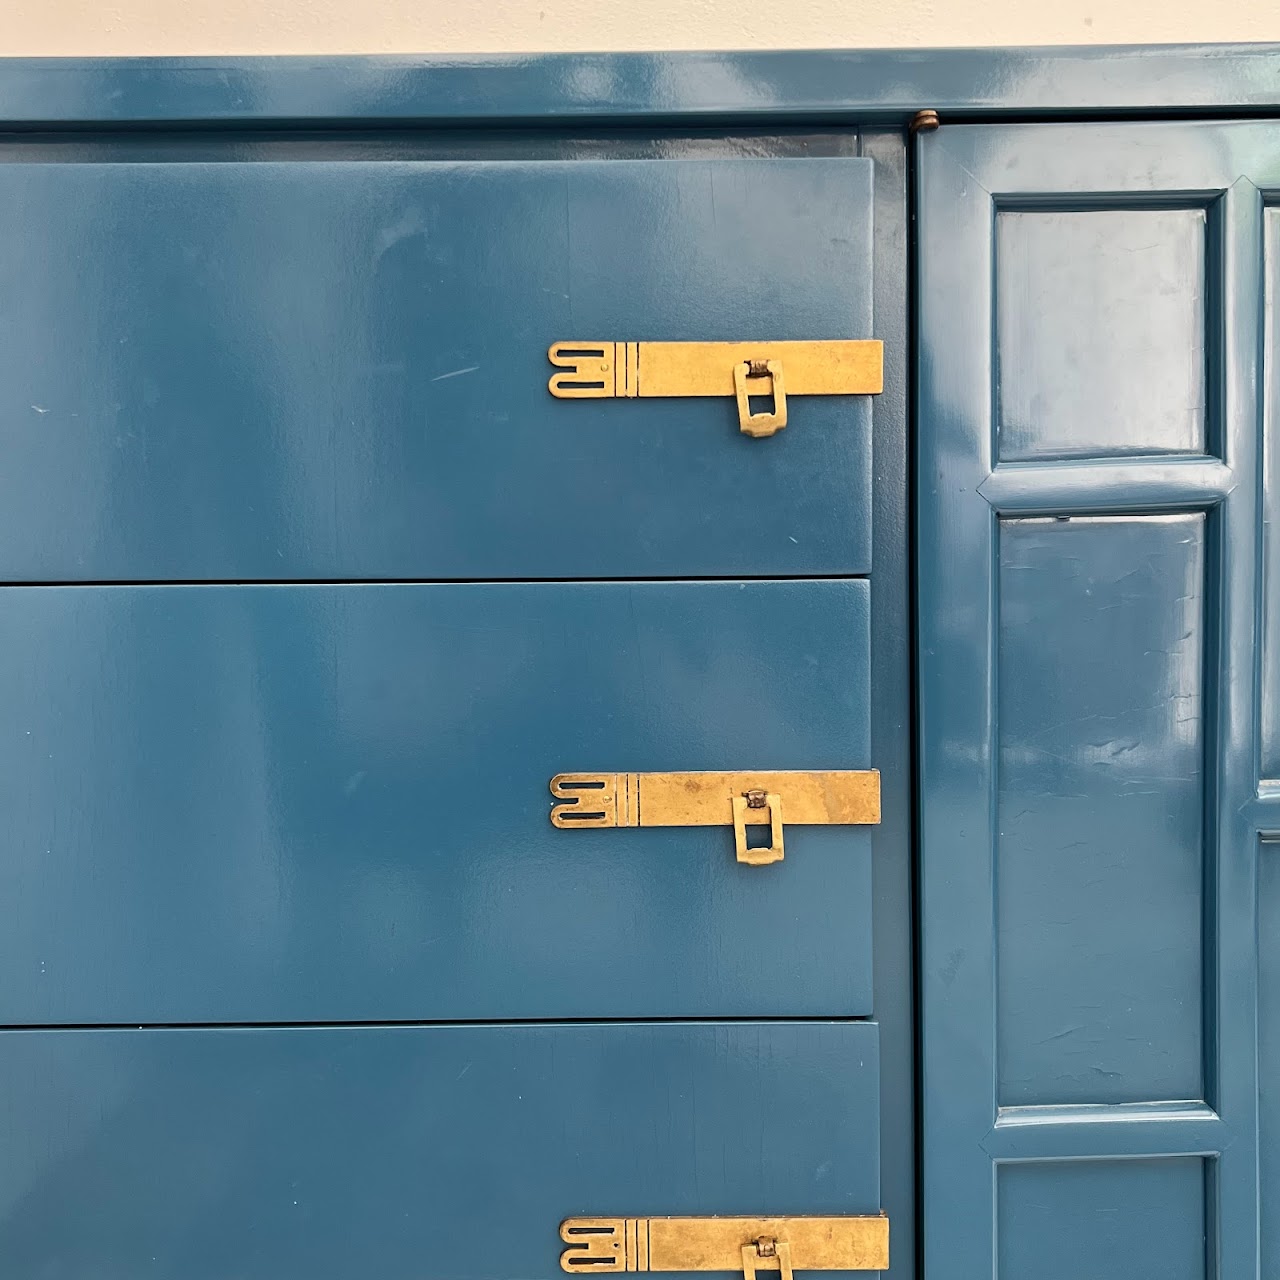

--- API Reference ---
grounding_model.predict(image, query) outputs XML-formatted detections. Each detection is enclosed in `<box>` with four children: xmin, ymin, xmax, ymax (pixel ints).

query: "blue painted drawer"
<box><xmin>0</xmin><ymin>1020</ymin><xmax>881</xmax><ymax>1280</ymax></box>
<box><xmin>0</xmin><ymin>578</ymin><xmax>873</xmax><ymax>1024</ymax></box>
<box><xmin>0</xmin><ymin>154</ymin><xmax>874</xmax><ymax>581</ymax></box>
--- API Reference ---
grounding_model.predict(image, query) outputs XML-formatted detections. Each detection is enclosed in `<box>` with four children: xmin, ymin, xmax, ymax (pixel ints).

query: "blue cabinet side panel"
<box><xmin>863</xmin><ymin>128</ymin><xmax>914</xmax><ymax>1280</ymax></box>
<box><xmin>0</xmin><ymin>1021</ymin><xmax>881</xmax><ymax>1280</ymax></box>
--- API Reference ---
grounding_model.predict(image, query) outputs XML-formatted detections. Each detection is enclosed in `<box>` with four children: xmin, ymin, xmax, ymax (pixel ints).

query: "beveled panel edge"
<box><xmin>983</xmin><ymin>1102</ymin><xmax>1228</xmax><ymax>1161</ymax></box>
<box><xmin>978</xmin><ymin>456</ymin><xmax>1232</xmax><ymax>515</ymax></box>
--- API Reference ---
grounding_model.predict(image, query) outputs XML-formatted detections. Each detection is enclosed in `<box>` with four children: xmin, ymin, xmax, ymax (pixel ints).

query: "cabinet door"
<box><xmin>918</xmin><ymin>122</ymin><xmax>1275</xmax><ymax>1280</ymax></box>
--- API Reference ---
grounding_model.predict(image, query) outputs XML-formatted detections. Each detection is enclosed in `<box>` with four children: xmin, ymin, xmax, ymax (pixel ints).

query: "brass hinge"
<box><xmin>560</xmin><ymin>1215</ymin><xmax>889</xmax><ymax>1276</ymax></box>
<box><xmin>549</xmin><ymin>770</ymin><xmax>881</xmax><ymax>865</ymax></box>
<box><xmin>547</xmin><ymin>340</ymin><xmax>883</xmax><ymax>437</ymax></box>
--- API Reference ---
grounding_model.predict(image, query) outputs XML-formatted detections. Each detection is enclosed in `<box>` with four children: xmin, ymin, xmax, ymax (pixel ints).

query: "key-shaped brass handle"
<box><xmin>549</xmin><ymin>770</ymin><xmax>880</xmax><ymax>864</ymax></box>
<box><xmin>547</xmin><ymin>340</ymin><xmax>883</xmax><ymax>437</ymax></box>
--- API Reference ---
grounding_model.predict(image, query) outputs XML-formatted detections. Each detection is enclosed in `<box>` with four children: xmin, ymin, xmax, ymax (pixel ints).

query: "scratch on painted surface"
<box><xmin>430</xmin><ymin>366</ymin><xmax>479</xmax><ymax>382</ymax></box>
<box><xmin>1034</xmin><ymin>1025</ymin><xmax>1086</xmax><ymax>1045</ymax></box>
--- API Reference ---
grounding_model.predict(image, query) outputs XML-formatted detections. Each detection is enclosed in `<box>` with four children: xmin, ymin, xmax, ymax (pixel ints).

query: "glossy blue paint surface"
<box><xmin>0</xmin><ymin>1020</ymin><xmax>881</xmax><ymax>1279</ymax></box>
<box><xmin>1261</xmin><ymin>841</ymin><xmax>1280</xmax><ymax>1279</ymax></box>
<box><xmin>995</xmin><ymin>207</ymin><xmax>1208</xmax><ymax>460</ymax></box>
<box><xmin>862</xmin><ymin>129</ymin><xmax>914</xmax><ymax>1280</ymax></box>
<box><xmin>0</xmin><ymin>45</ymin><xmax>1275</xmax><ymax>125</ymax></box>
<box><xmin>0</xmin><ymin>116</ymin><xmax>910</xmax><ymax>1279</ymax></box>
<box><xmin>1261</xmin><ymin>207</ymin><xmax>1280</xmax><ymax>778</ymax></box>
<box><xmin>919</xmin><ymin>122</ymin><xmax>1272</xmax><ymax>1280</ymax></box>
<box><xmin>0</xmin><ymin>155</ymin><xmax>873</xmax><ymax>581</ymax></box>
<box><xmin>997</xmin><ymin>1159</ymin><xmax>1207</xmax><ymax>1280</ymax></box>
<box><xmin>9</xmin><ymin>46</ymin><xmax>1280</xmax><ymax>1277</ymax></box>
<box><xmin>0</xmin><ymin>579</ymin><xmax>872</xmax><ymax>1024</ymax></box>
<box><xmin>997</xmin><ymin>515</ymin><xmax>1205</xmax><ymax>1106</ymax></box>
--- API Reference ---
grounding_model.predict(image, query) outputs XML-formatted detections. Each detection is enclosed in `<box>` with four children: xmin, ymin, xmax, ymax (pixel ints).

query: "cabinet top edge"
<box><xmin>0</xmin><ymin>43</ymin><xmax>1277</xmax><ymax>129</ymax></box>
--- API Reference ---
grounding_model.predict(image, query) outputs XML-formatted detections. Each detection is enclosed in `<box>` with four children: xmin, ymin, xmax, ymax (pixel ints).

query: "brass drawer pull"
<box><xmin>560</xmin><ymin>1215</ymin><xmax>889</xmax><ymax>1275</ymax></box>
<box><xmin>733</xmin><ymin>358</ymin><xmax>787</xmax><ymax>436</ymax></box>
<box><xmin>549</xmin><ymin>770</ymin><xmax>881</xmax><ymax>864</ymax></box>
<box><xmin>547</xmin><ymin>340</ymin><xmax>883</xmax><ymax>437</ymax></box>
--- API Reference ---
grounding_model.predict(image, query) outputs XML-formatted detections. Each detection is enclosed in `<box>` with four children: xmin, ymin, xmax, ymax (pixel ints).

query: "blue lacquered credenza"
<box><xmin>0</xmin><ymin>43</ymin><xmax>1276</xmax><ymax>1280</ymax></box>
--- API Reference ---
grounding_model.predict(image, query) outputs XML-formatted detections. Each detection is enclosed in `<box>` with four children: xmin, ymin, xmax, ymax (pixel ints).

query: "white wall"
<box><xmin>5</xmin><ymin>0</ymin><xmax>1280</xmax><ymax>57</ymax></box>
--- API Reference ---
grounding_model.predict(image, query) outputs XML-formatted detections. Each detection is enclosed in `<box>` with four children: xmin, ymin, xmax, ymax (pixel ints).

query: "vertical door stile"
<box><xmin>919</xmin><ymin>122</ymin><xmax>1275</xmax><ymax>1280</ymax></box>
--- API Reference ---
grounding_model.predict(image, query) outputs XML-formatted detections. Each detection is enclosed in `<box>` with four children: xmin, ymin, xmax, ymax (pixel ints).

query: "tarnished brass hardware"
<box><xmin>549</xmin><ymin>770</ymin><xmax>880</xmax><ymax>864</ymax></box>
<box><xmin>911</xmin><ymin>108</ymin><xmax>941</xmax><ymax>132</ymax></box>
<box><xmin>548</xmin><ymin>342</ymin><xmax>641</xmax><ymax>398</ymax></box>
<box><xmin>731</xmin><ymin>791</ymin><xmax>784</xmax><ymax>865</ymax></box>
<box><xmin>742</xmin><ymin>1238</ymin><xmax>792</xmax><ymax>1280</ymax></box>
<box><xmin>559</xmin><ymin>1215</ymin><xmax>889</xmax><ymax>1274</ymax></box>
<box><xmin>734</xmin><ymin>359</ymin><xmax>787</xmax><ymax>436</ymax></box>
<box><xmin>547</xmin><ymin>340</ymin><xmax>882</xmax><ymax>437</ymax></box>
<box><xmin>548</xmin><ymin>773</ymin><xmax>640</xmax><ymax>829</ymax></box>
